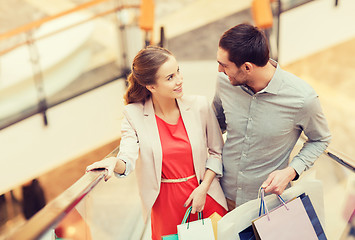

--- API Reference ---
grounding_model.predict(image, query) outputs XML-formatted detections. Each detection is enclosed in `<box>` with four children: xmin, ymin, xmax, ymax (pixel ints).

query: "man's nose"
<box><xmin>218</xmin><ymin>65</ymin><xmax>224</xmax><ymax>72</ymax></box>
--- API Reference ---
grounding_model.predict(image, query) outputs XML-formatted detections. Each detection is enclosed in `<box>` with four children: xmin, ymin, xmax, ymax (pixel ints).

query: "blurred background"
<box><xmin>0</xmin><ymin>0</ymin><xmax>354</xmax><ymax>239</ymax></box>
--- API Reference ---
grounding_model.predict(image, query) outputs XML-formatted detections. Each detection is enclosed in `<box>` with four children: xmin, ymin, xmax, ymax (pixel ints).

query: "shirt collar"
<box><xmin>259</xmin><ymin>59</ymin><xmax>283</xmax><ymax>95</ymax></box>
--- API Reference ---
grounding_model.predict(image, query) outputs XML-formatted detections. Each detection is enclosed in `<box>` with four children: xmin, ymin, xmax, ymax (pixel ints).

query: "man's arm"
<box><xmin>263</xmin><ymin>95</ymin><xmax>331</xmax><ymax>195</ymax></box>
<box><xmin>212</xmin><ymin>79</ymin><xmax>227</xmax><ymax>133</ymax></box>
<box><xmin>289</xmin><ymin>95</ymin><xmax>331</xmax><ymax>176</ymax></box>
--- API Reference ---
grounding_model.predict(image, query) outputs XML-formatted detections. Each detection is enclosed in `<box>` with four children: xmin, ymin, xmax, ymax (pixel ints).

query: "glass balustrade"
<box><xmin>0</xmin><ymin>0</ymin><xmax>141</xmax><ymax>130</ymax></box>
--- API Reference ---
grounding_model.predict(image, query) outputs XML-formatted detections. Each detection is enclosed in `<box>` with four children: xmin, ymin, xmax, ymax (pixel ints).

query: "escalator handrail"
<box><xmin>6</xmin><ymin>146</ymin><xmax>120</xmax><ymax>239</ymax></box>
<box><xmin>0</xmin><ymin>3</ymin><xmax>140</xmax><ymax>56</ymax></box>
<box><xmin>325</xmin><ymin>149</ymin><xmax>355</xmax><ymax>172</ymax></box>
<box><xmin>299</xmin><ymin>135</ymin><xmax>355</xmax><ymax>172</ymax></box>
<box><xmin>6</xmin><ymin>169</ymin><xmax>107</xmax><ymax>240</ymax></box>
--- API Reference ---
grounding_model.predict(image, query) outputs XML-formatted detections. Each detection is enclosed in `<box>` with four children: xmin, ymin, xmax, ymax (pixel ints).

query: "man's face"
<box><xmin>217</xmin><ymin>47</ymin><xmax>247</xmax><ymax>86</ymax></box>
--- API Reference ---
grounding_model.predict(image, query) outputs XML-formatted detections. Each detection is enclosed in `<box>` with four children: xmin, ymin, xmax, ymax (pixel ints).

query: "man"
<box><xmin>213</xmin><ymin>23</ymin><xmax>331</xmax><ymax>211</ymax></box>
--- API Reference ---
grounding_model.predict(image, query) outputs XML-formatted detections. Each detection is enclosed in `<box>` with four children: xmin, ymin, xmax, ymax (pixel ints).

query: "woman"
<box><xmin>86</xmin><ymin>46</ymin><xmax>227</xmax><ymax>239</ymax></box>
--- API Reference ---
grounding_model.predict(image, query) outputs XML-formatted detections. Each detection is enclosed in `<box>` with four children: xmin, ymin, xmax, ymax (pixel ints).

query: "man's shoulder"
<box><xmin>279</xmin><ymin>68</ymin><xmax>317</xmax><ymax>97</ymax></box>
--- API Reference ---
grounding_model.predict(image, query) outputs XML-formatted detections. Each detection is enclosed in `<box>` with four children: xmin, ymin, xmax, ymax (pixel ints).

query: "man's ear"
<box><xmin>244</xmin><ymin>62</ymin><xmax>253</xmax><ymax>73</ymax></box>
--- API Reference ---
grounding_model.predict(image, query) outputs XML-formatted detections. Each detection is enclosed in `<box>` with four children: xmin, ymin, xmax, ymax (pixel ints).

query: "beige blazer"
<box><xmin>117</xmin><ymin>95</ymin><xmax>228</xmax><ymax>221</ymax></box>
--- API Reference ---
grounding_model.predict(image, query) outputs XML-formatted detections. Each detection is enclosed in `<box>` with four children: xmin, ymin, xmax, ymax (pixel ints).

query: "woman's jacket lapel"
<box><xmin>143</xmin><ymin>98</ymin><xmax>163</xmax><ymax>186</ymax></box>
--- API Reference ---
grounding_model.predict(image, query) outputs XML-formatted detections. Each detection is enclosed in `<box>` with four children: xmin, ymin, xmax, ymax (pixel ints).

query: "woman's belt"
<box><xmin>161</xmin><ymin>174</ymin><xmax>196</xmax><ymax>183</ymax></box>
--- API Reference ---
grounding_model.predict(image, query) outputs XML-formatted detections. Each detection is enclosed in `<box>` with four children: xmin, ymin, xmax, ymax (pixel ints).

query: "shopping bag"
<box><xmin>238</xmin><ymin>225</ymin><xmax>256</xmax><ymax>240</ymax></box>
<box><xmin>209</xmin><ymin>212</ymin><xmax>222</xmax><ymax>240</ymax></box>
<box><xmin>238</xmin><ymin>192</ymin><xmax>326</xmax><ymax>240</ymax></box>
<box><xmin>252</xmin><ymin>188</ymin><xmax>318</xmax><ymax>240</ymax></box>
<box><xmin>161</xmin><ymin>234</ymin><xmax>178</xmax><ymax>240</ymax></box>
<box><xmin>238</xmin><ymin>189</ymin><xmax>280</xmax><ymax>240</ymax></box>
<box><xmin>218</xmin><ymin>179</ymin><xmax>325</xmax><ymax>240</ymax></box>
<box><xmin>177</xmin><ymin>206</ymin><xmax>215</xmax><ymax>240</ymax></box>
<box><xmin>300</xmin><ymin>193</ymin><xmax>327</xmax><ymax>240</ymax></box>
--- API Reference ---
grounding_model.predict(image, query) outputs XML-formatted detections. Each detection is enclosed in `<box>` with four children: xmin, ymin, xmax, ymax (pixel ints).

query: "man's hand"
<box><xmin>261</xmin><ymin>167</ymin><xmax>297</xmax><ymax>195</ymax></box>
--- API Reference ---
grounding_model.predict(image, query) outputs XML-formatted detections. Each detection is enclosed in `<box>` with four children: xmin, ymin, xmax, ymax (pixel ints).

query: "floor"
<box><xmin>1</xmin><ymin>0</ymin><xmax>354</xmax><ymax>239</ymax></box>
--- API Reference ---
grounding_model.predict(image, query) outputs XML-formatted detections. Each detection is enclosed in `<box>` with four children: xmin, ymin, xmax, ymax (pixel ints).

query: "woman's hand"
<box><xmin>86</xmin><ymin>157</ymin><xmax>118</xmax><ymax>181</ymax></box>
<box><xmin>184</xmin><ymin>184</ymin><xmax>208</xmax><ymax>214</ymax></box>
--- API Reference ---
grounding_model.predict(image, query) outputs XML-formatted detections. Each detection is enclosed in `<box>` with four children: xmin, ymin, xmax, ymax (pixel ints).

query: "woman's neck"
<box><xmin>152</xmin><ymin>95</ymin><xmax>180</xmax><ymax>124</ymax></box>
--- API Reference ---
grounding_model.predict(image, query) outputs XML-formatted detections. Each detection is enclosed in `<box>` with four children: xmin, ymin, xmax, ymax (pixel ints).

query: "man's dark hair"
<box><xmin>219</xmin><ymin>23</ymin><xmax>269</xmax><ymax>67</ymax></box>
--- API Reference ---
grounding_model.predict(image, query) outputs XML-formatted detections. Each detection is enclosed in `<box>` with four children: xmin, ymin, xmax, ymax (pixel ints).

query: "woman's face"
<box><xmin>149</xmin><ymin>55</ymin><xmax>183</xmax><ymax>99</ymax></box>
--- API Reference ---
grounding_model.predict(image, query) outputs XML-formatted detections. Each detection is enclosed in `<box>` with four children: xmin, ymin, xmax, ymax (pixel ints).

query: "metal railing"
<box><xmin>4</xmin><ymin>146</ymin><xmax>120</xmax><ymax>239</ymax></box>
<box><xmin>299</xmin><ymin>134</ymin><xmax>355</xmax><ymax>173</ymax></box>
<box><xmin>0</xmin><ymin>0</ymin><xmax>140</xmax><ymax>54</ymax></box>
<box><xmin>0</xmin><ymin>0</ymin><xmax>140</xmax><ymax>131</ymax></box>
<box><xmin>6</xmin><ymin>170</ymin><xmax>106</xmax><ymax>240</ymax></box>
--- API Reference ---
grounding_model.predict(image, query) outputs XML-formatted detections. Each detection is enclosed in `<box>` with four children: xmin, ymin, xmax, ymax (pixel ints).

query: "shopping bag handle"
<box><xmin>181</xmin><ymin>206</ymin><xmax>204</xmax><ymax>229</ymax></box>
<box><xmin>258</xmin><ymin>187</ymin><xmax>289</xmax><ymax>221</ymax></box>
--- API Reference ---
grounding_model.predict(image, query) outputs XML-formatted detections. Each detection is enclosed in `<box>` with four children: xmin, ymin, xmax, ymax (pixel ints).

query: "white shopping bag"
<box><xmin>177</xmin><ymin>207</ymin><xmax>215</xmax><ymax>240</ymax></box>
<box><xmin>217</xmin><ymin>179</ymin><xmax>325</xmax><ymax>240</ymax></box>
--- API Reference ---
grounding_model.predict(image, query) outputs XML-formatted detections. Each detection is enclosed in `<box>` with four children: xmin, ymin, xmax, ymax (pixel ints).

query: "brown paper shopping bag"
<box><xmin>209</xmin><ymin>212</ymin><xmax>222</xmax><ymax>240</ymax></box>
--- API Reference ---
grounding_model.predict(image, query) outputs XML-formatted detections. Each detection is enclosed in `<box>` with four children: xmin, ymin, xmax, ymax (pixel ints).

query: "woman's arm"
<box><xmin>184</xmin><ymin>97</ymin><xmax>224</xmax><ymax>213</ymax></box>
<box><xmin>184</xmin><ymin>169</ymin><xmax>216</xmax><ymax>214</ymax></box>
<box><xmin>86</xmin><ymin>111</ymin><xmax>139</xmax><ymax>181</ymax></box>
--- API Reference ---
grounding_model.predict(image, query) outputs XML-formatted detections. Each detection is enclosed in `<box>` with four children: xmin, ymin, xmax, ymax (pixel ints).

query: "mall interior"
<box><xmin>0</xmin><ymin>0</ymin><xmax>354</xmax><ymax>239</ymax></box>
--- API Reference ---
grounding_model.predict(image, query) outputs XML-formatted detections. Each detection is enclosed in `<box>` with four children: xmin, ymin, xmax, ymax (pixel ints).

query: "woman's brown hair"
<box><xmin>124</xmin><ymin>46</ymin><xmax>173</xmax><ymax>104</ymax></box>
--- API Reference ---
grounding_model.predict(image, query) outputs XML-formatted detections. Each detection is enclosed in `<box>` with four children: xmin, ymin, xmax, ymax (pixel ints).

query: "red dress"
<box><xmin>151</xmin><ymin>115</ymin><xmax>227</xmax><ymax>240</ymax></box>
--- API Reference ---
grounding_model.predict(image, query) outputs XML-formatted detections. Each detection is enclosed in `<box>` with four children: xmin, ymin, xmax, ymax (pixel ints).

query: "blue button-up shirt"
<box><xmin>213</xmin><ymin>60</ymin><xmax>331</xmax><ymax>206</ymax></box>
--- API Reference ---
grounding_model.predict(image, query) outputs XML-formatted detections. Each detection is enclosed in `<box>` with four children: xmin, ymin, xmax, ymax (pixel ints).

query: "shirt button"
<box><xmin>248</xmin><ymin>117</ymin><xmax>252</xmax><ymax>121</ymax></box>
<box><xmin>242</xmin><ymin>152</ymin><xmax>246</xmax><ymax>157</ymax></box>
<box><xmin>252</xmin><ymin>96</ymin><xmax>256</xmax><ymax>99</ymax></box>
